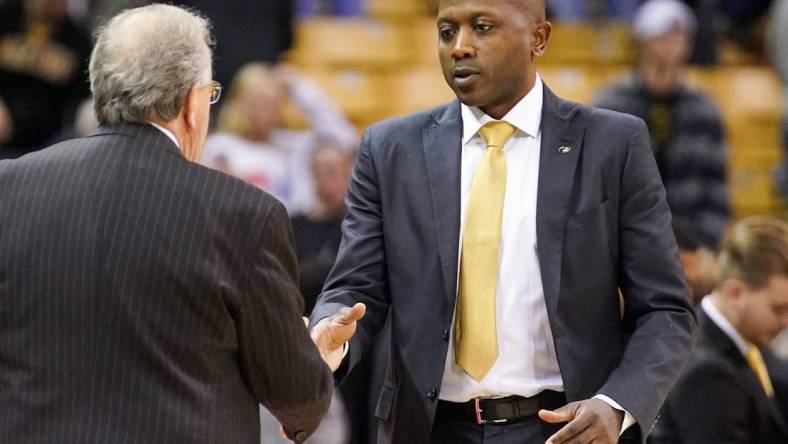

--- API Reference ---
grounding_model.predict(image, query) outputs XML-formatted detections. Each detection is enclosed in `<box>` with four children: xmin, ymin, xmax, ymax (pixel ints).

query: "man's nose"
<box><xmin>451</xmin><ymin>29</ymin><xmax>476</xmax><ymax>59</ymax></box>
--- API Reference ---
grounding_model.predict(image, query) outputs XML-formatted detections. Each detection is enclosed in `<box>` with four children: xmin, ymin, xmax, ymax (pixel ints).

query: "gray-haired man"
<box><xmin>0</xmin><ymin>4</ymin><xmax>331</xmax><ymax>443</ymax></box>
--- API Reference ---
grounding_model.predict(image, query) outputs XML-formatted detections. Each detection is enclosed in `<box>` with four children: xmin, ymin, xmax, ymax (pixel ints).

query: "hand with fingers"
<box><xmin>539</xmin><ymin>398</ymin><xmax>624</xmax><ymax>444</ymax></box>
<box><xmin>309</xmin><ymin>303</ymin><xmax>366</xmax><ymax>372</ymax></box>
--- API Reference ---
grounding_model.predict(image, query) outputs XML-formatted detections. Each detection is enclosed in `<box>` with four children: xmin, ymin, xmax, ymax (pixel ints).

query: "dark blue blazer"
<box><xmin>311</xmin><ymin>86</ymin><xmax>696</xmax><ymax>443</ymax></box>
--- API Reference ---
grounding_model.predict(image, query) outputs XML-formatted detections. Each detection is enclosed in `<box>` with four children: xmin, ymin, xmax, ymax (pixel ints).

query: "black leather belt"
<box><xmin>435</xmin><ymin>391</ymin><xmax>566</xmax><ymax>425</ymax></box>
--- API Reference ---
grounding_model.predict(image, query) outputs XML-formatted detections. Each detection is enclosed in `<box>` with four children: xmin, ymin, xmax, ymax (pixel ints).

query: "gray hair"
<box><xmin>89</xmin><ymin>4</ymin><xmax>213</xmax><ymax>125</ymax></box>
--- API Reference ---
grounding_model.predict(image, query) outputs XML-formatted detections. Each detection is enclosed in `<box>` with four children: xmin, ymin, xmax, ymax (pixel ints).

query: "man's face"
<box><xmin>241</xmin><ymin>79</ymin><xmax>283</xmax><ymax>140</ymax></box>
<box><xmin>437</xmin><ymin>0</ymin><xmax>550</xmax><ymax>118</ymax></box>
<box><xmin>737</xmin><ymin>275</ymin><xmax>788</xmax><ymax>347</ymax></box>
<box><xmin>640</xmin><ymin>28</ymin><xmax>691</xmax><ymax>71</ymax></box>
<box><xmin>313</xmin><ymin>145</ymin><xmax>352</xmax><ymax>211</ymax></box>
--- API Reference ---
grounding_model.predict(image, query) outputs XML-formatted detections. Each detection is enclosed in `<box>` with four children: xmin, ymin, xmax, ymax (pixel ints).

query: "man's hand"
<box><xmin>309</xmin><ymin>303</ymin><xmax>366</xmax><ymax>372</ymax></box>
<box><xmin>538</xmin><ymin>398</ymin><xmax>624</xmax><ymax>444</ymax></box>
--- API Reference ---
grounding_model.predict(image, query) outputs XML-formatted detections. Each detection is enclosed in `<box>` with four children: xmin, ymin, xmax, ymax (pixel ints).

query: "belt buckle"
<box><xmin>473</xmin><ymin>397</ymin><xmax>508</xmax><ymax>425</ymax></box>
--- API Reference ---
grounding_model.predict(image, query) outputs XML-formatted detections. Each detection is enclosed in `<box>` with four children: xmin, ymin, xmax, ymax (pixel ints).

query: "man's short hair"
<box><xmin>717</xmin><ymin>216</ymin><xmax>788</xmax><ymax>290</ymax></box>
<box><xmin>89</xmin><ymin>4</ymin><xmax>213</xmax><ymax>126</ymax></box>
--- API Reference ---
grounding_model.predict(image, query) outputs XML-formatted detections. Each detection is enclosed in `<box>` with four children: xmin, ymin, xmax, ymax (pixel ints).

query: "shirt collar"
<box><xmin>460</xmin><ymin>75</ymin><xmax>544</xmax><ymax>146</ymax></box>
<box><xmin>147</xmin><ymin>121</ymin><xmax>180</xmax><ymax>149</ymax></box>
<box><xmin>701</xmin><ymin>297</ymin><xmax>749</xmax><ymax>356</ymax></box>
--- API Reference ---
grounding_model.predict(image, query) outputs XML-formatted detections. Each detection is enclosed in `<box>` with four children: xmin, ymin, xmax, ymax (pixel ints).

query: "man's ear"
<box><xmin>532</xmin><ymin>21</ymin><xmax>552</xmax><ymax>58</ymax></box>
<box><xmin>183</xmin><ymin>83</ymin><xmax>200</xmax><ymax>129</ymax></box>
<box><xmin>722</xmin><ymin>278</ymin><xmax>748</xmax><ymax>303</ymax></box>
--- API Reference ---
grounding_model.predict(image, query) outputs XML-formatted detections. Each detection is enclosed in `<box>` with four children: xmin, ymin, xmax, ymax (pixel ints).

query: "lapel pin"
<box><xmin>558</xmin><ymin>146</ymin><xmax>572</xmax><ymax>154</ymax></box>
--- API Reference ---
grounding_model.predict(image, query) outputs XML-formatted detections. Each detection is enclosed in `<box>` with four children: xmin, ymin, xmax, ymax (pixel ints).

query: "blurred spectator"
<box><xmin>767</xmin><ymin>0</ymin><xmax>788</xmax><ymax>199</ymax></box>
<box><xmin>0</xmin><ymin>0</ymin><xmax>91</xmax><ymax>158</ymax></box>
<box><xmin>177</xmin><ymin>0</ymin><xmax>294</xmax><ymax>88</ymax></box>
<box><xmin>291</xmin><ymin>143</ymin><xmax>353</xmax><ymax>314</ymax></box>
<box><xmin>201</xmin><ymin>63</ymin><xmax>357</xmax><ymax>214</ymax></box>
<box><xmin>298</xmin><ymin>0</ymin><xmax>363</xmax><ymax>17</ymax></box>
<box><xmin>595</xmin><ymin>0</ymin><xmax>731</xmax><ymax>249</ymax></box>
<box><xmin>651</xmin><ymin>216</ymin><xmax>788</xmax><ymax>444</ymax></box>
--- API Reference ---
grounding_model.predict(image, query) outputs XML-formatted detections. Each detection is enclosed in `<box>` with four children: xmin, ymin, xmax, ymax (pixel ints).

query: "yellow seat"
<box><xmin>389</xmin><ymin>66</ymin><xmax>455</xmax><ymax>117</ymax></box>
<box><xmin>539</xmin><ymin>65</ymin><xmax>627</xmax><ymax>105</ymax></box>
<box><xmin>365</xmin><ymin>0</ymin><xmax>431</xmax><ymax>22</ymax></box>
<box><xmin>280</xmin><ymin>68</ymin><xmax>393</xmax><ymax>131</ymax></box>
<box><xmin>541</xmin><ymin>22</ymin><xmax>635</xmax><ymax>66</ymax></box>
<box><xmin>289</xmin><ymin>18</ymin><xmax>411</xmax><ymax>70</ymax></box>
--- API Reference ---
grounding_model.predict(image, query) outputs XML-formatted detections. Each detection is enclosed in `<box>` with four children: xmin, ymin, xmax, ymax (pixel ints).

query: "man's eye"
<box><xmin>474</xmin><ymin>23</ymin><xmax>493</xmax><ymax>32</ymax></box>
<box><xmin>439</xmin><ymin>29</ymin><xmax>455</xmax><ymax>40</ymax></box>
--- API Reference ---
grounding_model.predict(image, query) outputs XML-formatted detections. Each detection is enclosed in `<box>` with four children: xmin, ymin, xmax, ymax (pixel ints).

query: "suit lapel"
<box><xmin>422</xmin><ymin>101</ymin><xmax>463</xmax><ymax>312</ymax></box>
<box><xmin>700</xmin><ymin>311</ymin><xmax>788</xmax><ymax>435</ymax></box>
<box><xmin>536</xmin><ymin>86</ymin><xmax>585</xmax><ymax>318</ymax></box>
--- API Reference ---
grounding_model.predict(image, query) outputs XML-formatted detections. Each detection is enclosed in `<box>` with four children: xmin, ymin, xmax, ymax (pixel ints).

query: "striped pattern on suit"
<box><xmin>0</xmin><ymin>123</ymin><xmax>332</xmax><ymax>443</ymax></box>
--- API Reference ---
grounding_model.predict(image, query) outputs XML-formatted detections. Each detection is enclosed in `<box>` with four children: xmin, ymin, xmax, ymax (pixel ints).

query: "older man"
<box><xmin>0</xmin><ymin>4</ymin><xmax>331</xmax><ymax>443</ymax></box>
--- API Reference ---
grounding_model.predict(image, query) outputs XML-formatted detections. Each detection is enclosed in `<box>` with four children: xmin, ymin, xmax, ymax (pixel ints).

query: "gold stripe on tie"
<box><xmin>455</xmin><ymin>121</ymin><xmax>516</xmax><ymax>381</ymax></box>
<box><xmin>746</xmin><ymin>345</ymin><xmax>775</xmax><ymax>397</ymax></box>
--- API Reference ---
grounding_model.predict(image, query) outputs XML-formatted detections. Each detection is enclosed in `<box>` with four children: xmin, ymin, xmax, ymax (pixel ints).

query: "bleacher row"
<box><xmin>282</xmin><ymin>2</ymin><xmax>785</xmax><ymax>217</ymax></box>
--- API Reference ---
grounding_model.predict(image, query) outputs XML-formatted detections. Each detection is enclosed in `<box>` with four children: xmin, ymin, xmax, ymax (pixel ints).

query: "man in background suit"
<box><xmin>651</xmin><ymin>216</ymin><xmax>788</xmax><ymax>443</ymax></box>
<box><xmin>0</xmin><ymin>5</ymin><xmax>331</xmax><ymax>443</ymax></box>
<box><xmin>309</xmin><ymin>0</ymin><xmax>696</xmax><ymax>443</ymax></box>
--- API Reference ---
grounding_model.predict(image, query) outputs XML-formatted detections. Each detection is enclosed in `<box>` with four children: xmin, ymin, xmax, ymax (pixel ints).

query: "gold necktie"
<box><xmin>746</xmin><ymin>345</ymin><xmax>775</xmax><ymax>397</ymax></box>
<box><xmin>455</xmin><ymin>121</ymin><xmax>516</xmax><ymax>381</ymax></box>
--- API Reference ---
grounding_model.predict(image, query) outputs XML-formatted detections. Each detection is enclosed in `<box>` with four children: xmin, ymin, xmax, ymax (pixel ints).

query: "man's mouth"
<box><xmin>453</xmin><ymin>67</ymin><xmax>479</xmax><ymax>89</ymax></box>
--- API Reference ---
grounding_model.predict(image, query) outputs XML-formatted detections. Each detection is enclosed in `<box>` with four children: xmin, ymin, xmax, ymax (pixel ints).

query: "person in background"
<box><xmin>651</xmin><ymin>216</ymin><xmax>788</xmax><ymax>444</ymax></box>
<box><xmin>291</xmin><ymin>143</ymin><xmax>354</xmax><ymax>314</ymax></box>
<box><xmin>595</xmin><ymin>0</ymin><xmax>731</xmax><ymax>249</ymax></box>
<box><xmin>201</xmin><ymin>63</ymin><xmax>357</xmax><ymax>215</ymax></box>
<box><xmin>0</xmin><ymin>0</ymin><xmax>91</xmax><ymax>158</ymax></box>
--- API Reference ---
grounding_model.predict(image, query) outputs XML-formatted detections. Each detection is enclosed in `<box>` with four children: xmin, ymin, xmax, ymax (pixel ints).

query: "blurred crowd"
<box><xmin>1</xmin><ymin>0</ymin><xmax>787</xmax><ymax>443</ymax></box>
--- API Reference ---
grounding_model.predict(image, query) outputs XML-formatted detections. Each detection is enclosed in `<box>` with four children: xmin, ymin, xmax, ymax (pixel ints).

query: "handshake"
<box><xmin>304</xmin><ymin>303</ymin><xmax>366</xmax><ymax>372</ymax></box>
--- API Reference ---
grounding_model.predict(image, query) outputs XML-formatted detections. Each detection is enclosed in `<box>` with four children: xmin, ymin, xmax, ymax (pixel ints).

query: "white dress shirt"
<box><xmin>440</xmin><ymin>76</ymin><xmax>634</xmax><ymax>434</ymax></box>
<box><xmin>440</xmin><ymin>75</ymin><xmax>560</xmax><ymax>401</ymax></box>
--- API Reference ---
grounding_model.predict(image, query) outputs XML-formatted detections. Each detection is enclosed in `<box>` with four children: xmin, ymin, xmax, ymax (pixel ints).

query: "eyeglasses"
<box><xmin>207</xmin><ymin>80</ymin><xmax>222</xmax><ymax>105</ymax></box>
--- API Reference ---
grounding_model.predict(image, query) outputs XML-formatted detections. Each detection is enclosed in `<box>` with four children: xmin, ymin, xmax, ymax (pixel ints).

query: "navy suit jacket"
<box><xmin>652</xmin><ymin>310</ymin><xmax>788</xmax><ymax>443</ymax></box>
<box><xmin>311</xmin><ymin>86</ymin><xmax>696</xmax><ymax>443</ymax></box>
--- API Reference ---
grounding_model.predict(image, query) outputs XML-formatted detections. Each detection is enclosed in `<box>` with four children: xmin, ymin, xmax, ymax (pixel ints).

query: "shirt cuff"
<box><xmin>593</xmin><ymin>394</ymin><xmax>636</xmax><ymax>436</ymax></box>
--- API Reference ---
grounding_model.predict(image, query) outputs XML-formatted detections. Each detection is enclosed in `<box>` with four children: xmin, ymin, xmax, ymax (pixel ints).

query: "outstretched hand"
<box><xmin>538</xmin><ymin>398</ymin><xmax>624</xmax><ymax>444</ymax></box>
<box><xmin>309</xmin><ymin>303</ymin><xmax>366</xmax><ymax>372</ymax></box>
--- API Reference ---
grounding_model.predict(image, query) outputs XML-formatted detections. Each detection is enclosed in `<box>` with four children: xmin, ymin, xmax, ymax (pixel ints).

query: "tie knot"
<box><xmin>478</xmin><ymin>121</ymin><xmax>516</xmax><ymax>149</ymax></box>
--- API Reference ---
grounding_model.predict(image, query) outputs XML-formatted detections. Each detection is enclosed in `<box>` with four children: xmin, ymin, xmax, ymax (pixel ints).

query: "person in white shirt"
<box><xmin>307</xmin><ymin>0</ymin><xmax>696</xmax><ymax>443</ymax></box>
<box><xmin>201</xmin><ymin>63</ymin><xmax>357</xmax><ymax>214</ymax></box>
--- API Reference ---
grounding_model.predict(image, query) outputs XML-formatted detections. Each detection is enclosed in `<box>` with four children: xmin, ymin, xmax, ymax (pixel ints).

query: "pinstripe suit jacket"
<box><xmin>0</xmin><ymin>123</ymin><xmax>332</xmax><ymax>443</ymax></box>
